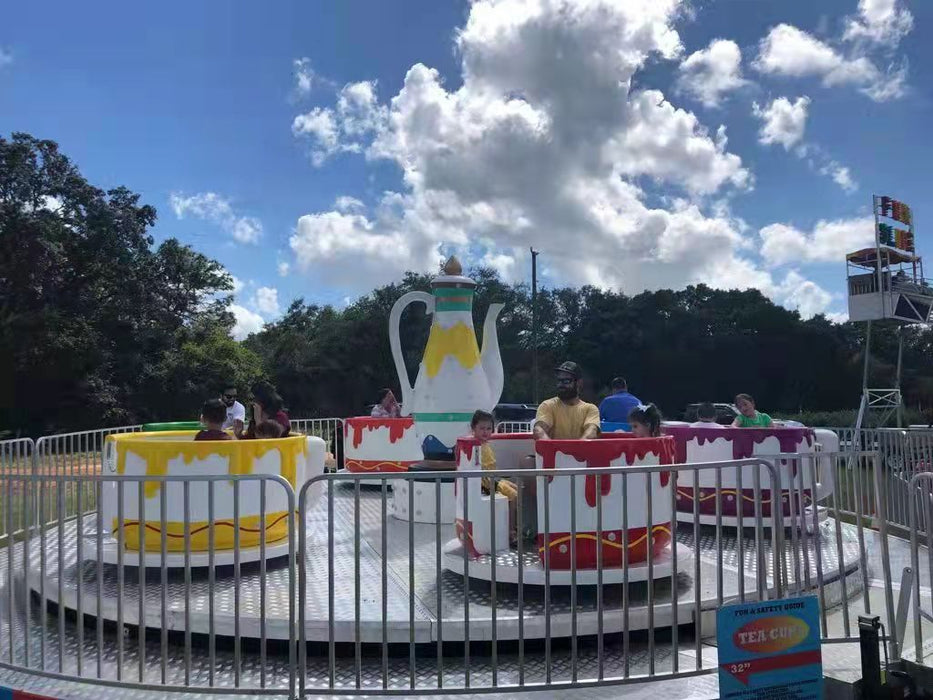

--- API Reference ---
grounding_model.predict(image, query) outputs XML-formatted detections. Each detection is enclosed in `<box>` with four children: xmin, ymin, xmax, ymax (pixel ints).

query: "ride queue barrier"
<box><xmin>0</xmin><ymin>429</ymin><xmax>927</xmax><ymax>695</ymax></box>
<box><xmin>0</xmin><ymin>469</ymin><xmax>298</xmax><ymax>696</ymax></box>
<box><xmin>825</xmin><ymin>427</ymin><xmax>933</xmax><ymax>536</ymax></box>
<box><xmin>909</xmin><ymin>472</ymin><xmax>933</xmax><ymax>663</ymax></box>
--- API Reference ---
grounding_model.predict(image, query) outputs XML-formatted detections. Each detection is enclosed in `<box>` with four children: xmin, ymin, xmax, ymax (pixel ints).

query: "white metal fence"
<box><xmin>824</xmin><ymin>427</ymin><xmax>933</xmax><ymax>534</ymax></box>
<box><xmin>0</xmin><ymin>435</ymin><xmax>918</xmax><ymax>697</ymax></box>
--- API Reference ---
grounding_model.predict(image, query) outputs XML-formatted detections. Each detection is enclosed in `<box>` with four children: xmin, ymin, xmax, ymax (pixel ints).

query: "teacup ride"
<box><xmin>341</xmin><ymin>416</ymin><xmax>457</xmax><ymax>522</ymax></box>
<box><xmin>444</xmin><ymin>433</ymin><xmax>692</xmax><ymax>585</ymax></box>
<box><xmin>99</xmin><ymin>430</ymin><xmax>325</xmax><ymax>567</ymax></box>
<box><xmin>343</xmin><ymin>416</ymin><xmax>423</xmax><ymax>473</ymax></box>
<box><xmin>662</xmin><ymin>424</ymin><xmax>838</xmax><ymax>528</ymax></box>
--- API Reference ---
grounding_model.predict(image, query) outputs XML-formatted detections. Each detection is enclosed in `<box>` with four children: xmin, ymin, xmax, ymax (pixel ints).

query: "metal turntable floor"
<box><xmin>23</xmin><ymin>485</ymin><xmax>862</xmax><ymax>644</ymax></box>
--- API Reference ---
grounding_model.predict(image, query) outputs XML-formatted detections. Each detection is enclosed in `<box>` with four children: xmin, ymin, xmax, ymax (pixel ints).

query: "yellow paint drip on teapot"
<box><xmin>423</xmin><ymin>321</ymin><xmax>480</xmax><ymax>378</ymax></box>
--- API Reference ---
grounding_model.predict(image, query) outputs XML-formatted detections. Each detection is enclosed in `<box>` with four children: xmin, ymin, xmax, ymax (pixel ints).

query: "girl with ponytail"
<box><xmin>628</xmin><ymin>403</ymin><xmax>663</xmax><ymax>438</ymax></box>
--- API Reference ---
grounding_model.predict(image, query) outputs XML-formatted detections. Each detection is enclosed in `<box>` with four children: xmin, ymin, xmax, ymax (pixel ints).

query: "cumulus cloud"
<box><xmin>821</xmin><ymin>162</ymin><xmax>858</xmax><ymax>193</ymax></box>
<box><xmin>843</xmin><ymin>0</ymin><xmax>913</xmax><ymax>46</ymax></box>
<box><xmin>751</xmin><ymin>97</ymin><xmax>858</xmax><ymax>192</ymax></box>
<box><xmin>277</xmin><ymin>262</ymin><xmax>290</xmax><ymax>277</ymax></box>
<box><xmin>755</xmin><ymin>23</ymin><xmax>906</xmax><ymax>101</ymax></box>
<box><xmin>608</xmin><ymin>91</ymin><xmax>750</xmax><ymax>194</ymax></box>
<box><xmin>772</xmin><ymin>270</ymin><xmax>834</xmax><ymax>319</ymax></box>
<box><xmin>677</xmin><ymin>39</ymin><xmax>747</xmax><ymax>108</ymax></box>
<box><xmin>254</xmin><ymin>286</ymin><xmax>280</xmax><ymax>317</ymax></box>
<box><xmin>291</xmin><ymin>108</ymin><xmax>339</xmax><ymax>166</ymax></box>
<box><xmin>286</xmin><ymin>0</ymin><xmax>840</xmax><ymax>318</ymax></box>
<box><xmin>292</xmin><ymin>81</ymin><xmax>386</xmax><ymax>166</ymax></box>
<box><xmin>292</xmin><ymin>57</ymin><xmax>330</xmax><ymax>97</ymax></box>
<box><xmin>334</xmin><ymin>196</ymin><xmax>365</xmax><ymax>213</ymax></box>
<box><xmin>170</xmin><ymin>192</ymin><xmax>263</xmax><ymax>244</ymax></box>
<box><xmin>230</xmin><ymin>304</ymin><xmax>265</xmax><ymax>340</ymax></box>
<box><xmin>752</xmin><ymin>96</ymin><xmax>810</xmax><ymax>149</ymax></box>
<box><xmin>759</xmin><ymin>217</ymin><xmax>874</xmax><ymax>266</ymax></box>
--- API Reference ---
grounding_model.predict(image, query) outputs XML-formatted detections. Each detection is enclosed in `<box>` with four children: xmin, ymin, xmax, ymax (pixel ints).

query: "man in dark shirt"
<box><xmin>598</xmin><ymin>377</ymin><xmax>642</xmax><ymax>424</ymax></box>
<box><xmin>194</xmin><ymin>399</ymin><xmax>232</xmax><ymax>441</ymax></box>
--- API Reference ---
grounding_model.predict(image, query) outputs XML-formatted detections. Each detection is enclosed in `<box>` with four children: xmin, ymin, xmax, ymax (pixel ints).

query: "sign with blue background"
<box><xmin>717</xmin><ymin>596</ymin><xmax>823</xmax><ymax>699</ymax></box>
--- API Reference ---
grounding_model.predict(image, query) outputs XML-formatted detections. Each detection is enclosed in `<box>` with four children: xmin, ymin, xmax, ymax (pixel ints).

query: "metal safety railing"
<box><xmin>495</xmin><ymin>421</ymin><xmax>532</xmax><ymax>434</ymax></box>
<box><xmin>295</xmin><ymin>459</ymin><xmax>782</xmax><ymax>694</ymax></box>
<box><xmin>821</xmin><ymin>427</ymin><xmax>933</xmax><ymax>535</ymax></box>
<box><xmin>0</xmin><ymin>433</ymin><xmax>923</xmax><ymax>697</ymax></box>
<box><xmin>908</xmin><ymin>472</ymin><xmax>933</xmax><ymax>664</ymax></box>
<box><xmin>0</xmin><ymin>469</ymin><xmax>296</xmax><ymax>695</ymax></box>
<box><xmin>290</xmin><ymin>417</ymin><xmax>344</xmax><ymax>471</ymax></box>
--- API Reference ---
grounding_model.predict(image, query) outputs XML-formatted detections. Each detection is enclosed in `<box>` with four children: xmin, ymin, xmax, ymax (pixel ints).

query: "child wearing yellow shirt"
<box><xmin>470</xmin><ymin>410</ymin><xmax>518</xmax><ymax>543</ymax></box>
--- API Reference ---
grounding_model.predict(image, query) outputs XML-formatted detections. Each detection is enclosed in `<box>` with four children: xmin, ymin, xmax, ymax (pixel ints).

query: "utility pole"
<box><xmin>531</xmin><ymin>248</ymin><xmax>539</xmax><ymax>404</ymax></box>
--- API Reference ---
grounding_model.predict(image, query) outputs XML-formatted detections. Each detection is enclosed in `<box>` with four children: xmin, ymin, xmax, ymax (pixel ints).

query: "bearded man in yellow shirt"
<box><xmin>533</xmin><ymin>361</ymin><xmax>601</xmax><ymax>440</ymax></box>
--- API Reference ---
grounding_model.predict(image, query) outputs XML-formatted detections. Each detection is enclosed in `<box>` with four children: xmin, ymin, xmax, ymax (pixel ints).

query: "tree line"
<box><xmin>3</xmin><ymin>133</ymin><xmax>931</xmax><ymax>437</ymax></box>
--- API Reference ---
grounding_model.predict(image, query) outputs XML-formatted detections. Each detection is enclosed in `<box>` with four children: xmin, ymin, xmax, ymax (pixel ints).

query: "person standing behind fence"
<box><xmin>732</xmin><ymin>393</ymin><xmax>773</xmax><ymax>428</ymax></box>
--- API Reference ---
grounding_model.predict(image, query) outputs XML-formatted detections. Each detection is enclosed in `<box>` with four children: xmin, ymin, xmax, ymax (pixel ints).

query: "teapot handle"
<box><xmin>389</xmin><ymin>291</ymin><xmax>434</xmax><ymax>416</ymax></box>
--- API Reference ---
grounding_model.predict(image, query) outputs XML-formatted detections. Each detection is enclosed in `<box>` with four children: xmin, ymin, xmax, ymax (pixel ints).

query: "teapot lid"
<box><xmin>431</xmin><ymin>256</ymin><xmax>475</xmax><ymax>289</ymax></box>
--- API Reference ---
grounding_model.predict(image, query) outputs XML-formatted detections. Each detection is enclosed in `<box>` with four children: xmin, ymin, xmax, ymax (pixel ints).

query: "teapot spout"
<box><xmin>480</xmin><ymin>303</ymin><xmax>505</xmax><ymax>409</ymax></box>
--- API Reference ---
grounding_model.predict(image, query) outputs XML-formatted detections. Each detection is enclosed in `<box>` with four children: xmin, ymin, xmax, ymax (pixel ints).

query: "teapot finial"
<box><xmin>443</xmin><ymin>256</ymin><xmax>463</xmax><ymax>276</ymax></box>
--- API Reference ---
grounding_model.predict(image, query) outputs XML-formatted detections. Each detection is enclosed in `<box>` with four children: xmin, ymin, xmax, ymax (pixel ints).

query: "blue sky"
<box><xmin>2</xmin><ymin>0</ymin><xmax>930</xmax><ymax>337</ymax></box>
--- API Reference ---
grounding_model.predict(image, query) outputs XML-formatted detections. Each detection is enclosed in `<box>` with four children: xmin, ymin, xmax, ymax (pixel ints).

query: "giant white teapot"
<box><xmin>389</xmin><ymin>256</ymin><xmax>504</xmax><ymax>459</ymax></box>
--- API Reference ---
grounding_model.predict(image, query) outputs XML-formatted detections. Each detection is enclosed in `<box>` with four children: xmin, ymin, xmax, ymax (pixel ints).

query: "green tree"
<box><xmin>0</xmin><ymin>133</ymin><xmax>254</xmax><ymax>434</ymax></box>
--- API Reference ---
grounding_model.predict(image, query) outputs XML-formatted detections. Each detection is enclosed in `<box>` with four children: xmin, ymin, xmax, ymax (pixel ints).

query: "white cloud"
<box><xmin>677</xmin><ymin>39</ymin><xmax>747</xmax><ymax>108</ymax></box>
<box><xmin>290</xmin><ymin>207</ymin><xmax>439</xmax><ymax>286</ymax></box>
<box><xmin>292</xmin><ymin>81</ymin><xmax>387</xmax><ymax>166</ymax></box>
<box><xmin>291</xmin><ymin>108</ymin><xmax>339</xmax><ymax>166</ymax></box>
<box><xmin>751</xmin><ymin>98</ymin><xmax>858</xmax><ymax>192</ymax></box>
<box><xmin>230</xmin><ymin>217</ymin><xmax>263</xmax><ymax>244</ymax></box>
<box><xmin>753</xmin><ymin>96</ymin><xmax>810</xmax><ymax>149</ymax></box>
<box><xmin>277</xmin><ymin>261</ymin><xmax>290</xmax><ymax>277</ymax></box>
<box><xmin>755</xmin><ymin>23</ymin><xmax>906</xmax><ymax>101</ymax></box>
<box><xmin>285</xmin><ymin>0</ymin><xmax>840</xmax><ymax>319</ymax></box>
<box><xmin>334</xmin><ymin>196</ymin><xmax>364</xmax><ymax>213</ymax></box>
<box><xmin>229</xmin><ymin>275</ymin><xmax>245</xmax><ymax>294</ymax></box>
<box><xmin>169</xmin><ymin>192</ymin><xmax>263</xmax><ymax>244</ymax></box>
<box><xmin>254</xmin><ymin>286</ymin><xmax>280</xmax><ymax>317</ymax></box>
<box><xmin>827</xmin><ymin>311</ymin><xmax>849</xmax><ymax>324</ymax></box>
<box><xmin>229</xmin><ymin>304</ymin><xmax>264</xmax><ymax>340</ymax></box>
<box><xmin>0</xmin><ymin>47</ymin><xmax>11</xmax><ymax>68</ymax></box>
<box><xmin>608</xmin><ymin>91</ymin><xmax>750</xmax><ymax>194</ymax></box>
<box><xmin>843</xmin><ymin>0</ymin><xmax>913</xmax><ymax>46</ymax></box>
<box><xmin>293</xmin><ymin>57</ymin><xmax>320</xmax><ymax>96</ymax></box>
<box><xmin>822</xmin><ymin>162</ymin><xmax>858</xmax><ymax>193</ymax></box>
<box><xmin>759</xmin><ymin>216</ymin><xmax>874</xmax><ymax>266</ymax></box>
<box><xmin>772</xmin><ymin>270</ymin><xmax>834</xmax><ymax>319</ymax></box>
